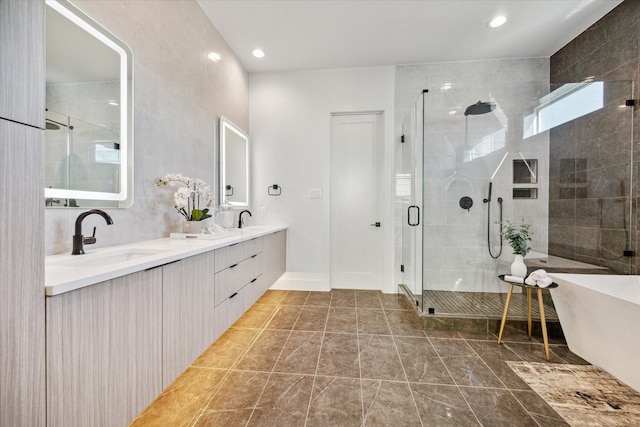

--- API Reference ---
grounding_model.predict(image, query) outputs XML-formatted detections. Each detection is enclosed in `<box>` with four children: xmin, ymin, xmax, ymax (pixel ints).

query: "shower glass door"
<box><xmin>399</xmin><ymin>93</ymin><xmax>424</xmax><ymax>308</ymax></box>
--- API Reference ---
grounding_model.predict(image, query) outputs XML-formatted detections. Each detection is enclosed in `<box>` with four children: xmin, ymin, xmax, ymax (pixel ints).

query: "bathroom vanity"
<box><xmin>44</xmin><ymin>226</ymin><xmax>286</xmax><ymax>426</ymax></box>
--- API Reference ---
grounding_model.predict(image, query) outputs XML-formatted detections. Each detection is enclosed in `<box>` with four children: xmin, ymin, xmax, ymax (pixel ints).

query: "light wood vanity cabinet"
<box><xmin>45</xmin><ymin>230</ymin><xmax>286</xmax><ymax>426</ymax></box>
<box><xmin>162</xmin><ymin>251</ymin><xmax>217</xmax><ymax>388</ymax></box>
<box><xmin>46</xmin><ymin>268</ymin><xmax>163</xmax><ymax>427</ymax></box>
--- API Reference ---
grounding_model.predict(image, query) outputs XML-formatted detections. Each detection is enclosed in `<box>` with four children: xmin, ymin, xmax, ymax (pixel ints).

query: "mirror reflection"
<box><xmin>44</xmin><ymin>0</ymin><xmax>133</xmax><ymax>208</ymax></box>
<box><xmin>220</xmin><ymin>117</ymin><xmax>249</xmax><ymax>207</ymax></box>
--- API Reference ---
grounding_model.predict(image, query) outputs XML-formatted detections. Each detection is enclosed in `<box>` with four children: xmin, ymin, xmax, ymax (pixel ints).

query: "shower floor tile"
<box><xmin>422</xmin><ymin>289</ymin><xmax>559</xmax><ymax>320</ymax></box>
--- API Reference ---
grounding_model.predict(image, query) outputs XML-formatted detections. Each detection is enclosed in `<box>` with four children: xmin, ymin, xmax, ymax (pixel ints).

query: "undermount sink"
<box><xmin>47</xmin><ymin>248</ymin><xmax>163</xmax><ymax>268</ymax></box>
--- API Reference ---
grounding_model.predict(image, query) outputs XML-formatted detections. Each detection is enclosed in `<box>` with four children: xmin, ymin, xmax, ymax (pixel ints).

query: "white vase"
<box><xmin>183</xmin><ymin>220</ymin><xmax>203</xmax><ymax>234</ymax></box>
<box><xmin>510</xmin><ymin>254</ymin><xmax>527</xmax><ymax>278</ymax></box>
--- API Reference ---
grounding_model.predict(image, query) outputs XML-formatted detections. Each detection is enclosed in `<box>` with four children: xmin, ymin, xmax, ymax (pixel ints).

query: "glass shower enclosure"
<box><xmin>397</xmin><ymin>80</ymin><xmax>634</xmax><ymax>316</ymax></box>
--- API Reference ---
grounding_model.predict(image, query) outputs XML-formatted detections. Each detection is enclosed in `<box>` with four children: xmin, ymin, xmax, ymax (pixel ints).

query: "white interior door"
<box><xmin>330</xmin><ymin>113</ymin><xmax>384</xmax><ymax>290</ymax></box>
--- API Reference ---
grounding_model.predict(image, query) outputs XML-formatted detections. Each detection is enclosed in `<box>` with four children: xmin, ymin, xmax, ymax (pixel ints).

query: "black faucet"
<box><xmin>71</xmin><ymin>209</ymin><xmax>114</xmax><ymax>255</ymax></box>
<box><xmin>238</xmin><ymin>210</ymin><xmax>252</xmax><ymax>229</ymax></box>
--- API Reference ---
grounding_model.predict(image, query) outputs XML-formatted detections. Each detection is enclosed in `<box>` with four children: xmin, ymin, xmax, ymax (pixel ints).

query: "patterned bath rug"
<box><xmin>507</xmin><ymin>361</ymin><xmax>640</xmax><ymax>426</ymax></box>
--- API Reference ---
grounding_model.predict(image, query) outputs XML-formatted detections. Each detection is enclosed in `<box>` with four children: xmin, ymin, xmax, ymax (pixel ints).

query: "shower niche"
<box><xmin>513</xmin><ymin>159</ymin><xmax>538</xmax><ymax>199</ymax></box>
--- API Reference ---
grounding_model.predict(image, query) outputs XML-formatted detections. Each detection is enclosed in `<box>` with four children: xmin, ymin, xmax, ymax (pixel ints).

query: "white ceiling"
<box><xmin>197</xmin><ymin>0</ymin><xmax>623</xmax><ymax>73</ymax></box>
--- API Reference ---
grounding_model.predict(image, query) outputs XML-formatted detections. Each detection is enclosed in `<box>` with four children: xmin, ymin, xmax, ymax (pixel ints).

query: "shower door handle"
<box><xmin>408</xmin><ymin>205</ymin><xmax>420</xmax><ymax>226</ymax></box>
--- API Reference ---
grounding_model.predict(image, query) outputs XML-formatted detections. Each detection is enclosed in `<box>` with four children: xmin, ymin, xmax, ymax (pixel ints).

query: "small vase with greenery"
<box><xmin>501</xmin><ymin>220</ymin><xmax>532</xmax><ymax>277</ymax></box>
<box><xmin>156</xmin><ymin>173</ymin><xmax>214</xmax><ymax>224</ymax></box>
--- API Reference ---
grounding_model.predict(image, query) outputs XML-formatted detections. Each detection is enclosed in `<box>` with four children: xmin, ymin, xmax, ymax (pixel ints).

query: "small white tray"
<box><xmin>170</xmin><ymin>230</ymin><xmax>241</xmax><ymax>240</ymax></box>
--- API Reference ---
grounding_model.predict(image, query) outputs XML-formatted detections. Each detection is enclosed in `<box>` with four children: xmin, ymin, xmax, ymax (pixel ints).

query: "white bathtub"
<box><xmin>549</xmin><ymin>273</ymin><xmax>640</xmax><ymax>391</ymax></box>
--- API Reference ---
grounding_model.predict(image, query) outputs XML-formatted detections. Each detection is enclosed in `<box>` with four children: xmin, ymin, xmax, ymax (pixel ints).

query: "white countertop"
<box><xmin>45</xmin><ymin>225</ymin><xmax>287</xmax><ymax>296</ymax></box>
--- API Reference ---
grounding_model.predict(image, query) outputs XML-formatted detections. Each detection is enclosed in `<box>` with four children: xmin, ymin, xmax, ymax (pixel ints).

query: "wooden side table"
<box><xmin>497</xmin><ymin>274</ymin><xmax>558</xmax><ymax>361</ymax></box>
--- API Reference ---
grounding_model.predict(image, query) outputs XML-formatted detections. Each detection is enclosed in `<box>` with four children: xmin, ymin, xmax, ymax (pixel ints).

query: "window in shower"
<box><xmin>523</xmin><ymin>81</ymin><xmax>604</xmax><ymax>138</ymax></box>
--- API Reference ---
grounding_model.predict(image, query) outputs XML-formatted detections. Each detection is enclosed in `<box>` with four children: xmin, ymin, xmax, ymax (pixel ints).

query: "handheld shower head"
<box><xmin>483</xmin><ymin>182</ymin><xmax>492</xmax><ymax>203</ymax></box>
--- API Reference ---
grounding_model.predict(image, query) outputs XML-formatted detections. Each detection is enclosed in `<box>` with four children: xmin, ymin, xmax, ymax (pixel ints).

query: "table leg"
<box><xmin>527</xmin><ymin>288</ymin><xmax>532</xmax><ymax>338</ymax></box>
<box><xmin>497</xmin><ymin>284</ymin><xmax>514</xmax><ymax>344</ymax></box>
<box><xmin>537</xmin><ymin>288</ymin><xmax>550</xmax><ymax>361</ymax></box>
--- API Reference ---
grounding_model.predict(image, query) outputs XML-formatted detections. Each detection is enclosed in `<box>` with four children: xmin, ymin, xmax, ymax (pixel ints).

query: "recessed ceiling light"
<box><xmin>487</xmin><ymin>15</ymin><xmax>507</xmax><ymax>29</ymax></box>
<box><xmin>441</xmin><ymin>83</ymin><xmax>452</xmax><ymax>91</ymax></box>
<box><xmin>208</xmin><ymin>51</ymin><xmax>221</xmax><ymax>62</ymax></box>
<box><xmin>252</xmin><ymin>48</ymin><xmax>265</xmax><ymax>58</ymax></box>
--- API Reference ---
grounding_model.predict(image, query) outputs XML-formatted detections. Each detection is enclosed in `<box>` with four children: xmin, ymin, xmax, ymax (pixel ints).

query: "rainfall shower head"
<box><xmin>464</xmin><ymin>101</ymin><xmax>496</xmax><ymax>116</ymax></box>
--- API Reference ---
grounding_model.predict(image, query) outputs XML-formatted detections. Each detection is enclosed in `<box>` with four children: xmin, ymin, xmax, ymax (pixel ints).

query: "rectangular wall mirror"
<box><xmin>220</xmin><ymin>117</ymin><xmax>249</xmax><ymax>207</ymax></box>
<box><xmin>44</xmin><ymin>0</ymin><xmax>133</xmax><ymax>208</ymax></box>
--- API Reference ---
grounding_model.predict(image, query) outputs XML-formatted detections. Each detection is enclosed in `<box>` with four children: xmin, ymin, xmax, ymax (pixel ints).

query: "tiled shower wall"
<box><xmin>549</xmin><ymin>0</ymin><xmax>640</xmax><ymax>273</ymax></box>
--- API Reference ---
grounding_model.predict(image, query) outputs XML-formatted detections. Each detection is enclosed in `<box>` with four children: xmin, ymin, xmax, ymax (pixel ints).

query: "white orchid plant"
<box><xmin>156</xmin><ymin>173</ymin><xmax>214</xmax><ymax>221</ymax></box>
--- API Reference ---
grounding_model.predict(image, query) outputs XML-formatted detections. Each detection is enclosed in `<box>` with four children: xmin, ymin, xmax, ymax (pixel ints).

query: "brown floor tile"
<box><xmin>281</xmin><ymin>290</ymin><xmax>310</xmax><ymax>305</ymax></box>
<box><xmin>203</xmin><ymin>370</ymin><xmax>270</xmax><ymax>411</ymax></box>
<box><xmin>330</xmin><ymin>289</ymin><xmax>356</xmax><ymax>307</ymax></box>
<box><xmin>317</xmin><ymin>332</ymin><xmax>360</xmax><ymax>378</ymax></box>
<box><xmin>394</xmin><ymin>336</ymin><xmax>454</xmax><ymax>385</ymax></box>
<box><xmin>410</xmin><ymin>383</ymin><xmax>480</xmax><ymax>426</ymax></box>
<box><xmin>503</xmin><ymin>342</ymin><xmax>568</xmax><ymax>364</ymax></box>
<box><xmin>256</xmin><ymin>290</ymin><xmax>288</xmax><ymax>305</ymax></box>
<box><xmin>325</xmin><ymin>306</ymin><xmax>358</xmax><ymax>333</ymax></box>
<box><xmin>359</xmin><ymin>334</ymin><xmax>406</xmax><ymax>381</ymax></box>
<box><xmin>232</xmin><ymin>303</ymin><xmax>277</xmax><ymax>329</ymax></box>
<box><xmin>192</xmin><ymin>327</ymin><xmax>260</xmax><ymax>369</ymax></box>
<box><xmin>274</xmin><ymin>331</ymin><xmax>323</xmax><ymax>375</ymax></box>
<box><xmin>357</xmin><ymin>308</ymin><xmax>391</xmax><ymax>335</ymax></box>
<box><xmin>380</xmin><ymin>293</ymin><xmax>407</xmax><ymax>310</ymax></box>
<box><xmin>549</xmin><ymin>345</ymin><xmax>590</xmax><ymax>364</ymax></box>
<box><xmin>249</xmin><ymin>373</ymin><xmax>314</xmax><ymax>426</ymax></box>
<box><xmin>293</xmin><ymin>305</ymin><xmax>329</xmax><ymax>331</ymax></box>
<box><xmin>460</xmin><ymin>387</ymin><xmax>539</xmax><ymax>426</ymax></box>
<box><xmin>467</xmin><ymin>340</ymin><xmax>529</xmax><ymax>389</ymax></box>
<box><xmin>131</xmin><ymin>367</ymin><xmax>226</xmax><ymax>426</ymax></box>
<box><xmin>194</xmin><ymin>408</ymin><xmax>253</xmax><ymax>426</ymax></box>
<box><xmin>386</xmin><ymin>309</ymin><xmax>424</xmax><ymax>336</ymax></box>
<box><xmin>235</xmin><ymin>329</ymin><xmax>290</xmax><ymax>372</ymax></box>
<box><xmin>305</xmin><ymin>291</ymin><xmax>332</xmax><ymax>306</ymax></box>
<box><xmin>432</xmin><ymin>339</ymin><xmax>505</xmax><ymax>388</ymax></box>
<box><xmin>306</xmin><ymin>376</ymin><xmax>362</xmax><ymax>426</ymax></box>
<box><xmin>355</xmin><ymin>290</ymin><xmax>383</xmax><ymax>308</ymax></box>
<box><xmin>510</xmin><ymin>390</ymin><xmax>569</xmax><ymax>427</ymax></box>
<box><xmin>361</xmin><ymin>380</ymin><xmax>422</xmax><ymax>426</ymax></box>
<box><xmin>265</xmin><ymin>305</ymin><xmax>303</xmax><ymax>330</ymax></box>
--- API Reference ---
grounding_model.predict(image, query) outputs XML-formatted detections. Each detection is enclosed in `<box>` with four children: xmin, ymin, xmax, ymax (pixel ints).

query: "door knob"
<box><xmin>370</xmin><ymin>222</ymin><xmax>381</xmax><ymax>227</ymax></box>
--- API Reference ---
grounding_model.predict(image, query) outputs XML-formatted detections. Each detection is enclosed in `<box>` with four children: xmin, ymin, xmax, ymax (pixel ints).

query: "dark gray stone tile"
<box><xmin>325</xmin><ymin>306</ymin><xmax>358</xmax><ymax>333</ymax></box>
<box><xmin>307</xmin><ymin>376</ymin><xmax>362</xmax><ymax>426</ymax></box>
<box><xmin>274</xmin><ymin>331</ymin><xmax>322</xmax><ymax>375</ymax></box>
<box><xmin>362</xmin><ymin>380</ymin><xmax>421</xmax><ymax>426</ymax></box>
<box><xmin>249</xmin><ymin>373</ymin><xmax>314</xmax><ymax>426</ymax></box>
<box><xmin>357</xmin><ymin>308</ymin><xmax>391</xmax><ymax>335</ymax></box>
<box><xmin>460</xmin><ymin>387</ymin><xmax>538</xmax><ymax>427</ymax></box>
<box><xmin>395</xmin><ymin>336</ymin><xmax>454</xmax><ymax>385</ymax></box>
<box><xmin>411</xmin><ymin>383</ymin><xmax>479</xmax><ymax>426</ymax></box>
<box><xmin>510</xmin><ymin>390</ymin><xmax>569</xmax><ymax>427</ymax></box>
<box><xmin>359</xmin><ymin>334</ymin><xmax>405</xmax><ymax>381</ymax></box>
<box><xmin>317</xmin><ymin>332</ymin><xmax>360</xmax><ymax>378</ymax></box>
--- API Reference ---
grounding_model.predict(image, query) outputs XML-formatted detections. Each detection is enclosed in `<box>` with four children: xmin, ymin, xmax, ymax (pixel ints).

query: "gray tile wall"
<box><xmin>549</xmin><ymin>0</ymin><xmax>639</xmax><ymax>273</ymax></box>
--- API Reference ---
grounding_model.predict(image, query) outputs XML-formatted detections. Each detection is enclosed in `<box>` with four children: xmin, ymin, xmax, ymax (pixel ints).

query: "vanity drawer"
<box><xmin>214</xmin><ymin>237</ymin><xmax>263</xmax><ymax>272</ymax></box>
<box><xmin>214</xmin><ymin>252</ymin><xmax>263</xmax><ymax>306</ymax></box>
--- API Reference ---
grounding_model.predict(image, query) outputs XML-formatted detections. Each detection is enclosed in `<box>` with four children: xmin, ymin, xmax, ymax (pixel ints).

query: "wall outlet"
<box><xmin>260</xmin><ymin>206</ymin><xmax>267</xmax><ymax>216</ymax></box>
<box><xmin>308</xmin><ymin>188</ymin><xmax>322</xmax><ymax>199</ymax></box>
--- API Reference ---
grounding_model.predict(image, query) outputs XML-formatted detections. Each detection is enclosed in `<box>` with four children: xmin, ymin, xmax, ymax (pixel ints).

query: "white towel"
<box><xmin>504</xmin><ymin>275</ymin><xmax>524</xmax><ymax>284</ymax></box>
<box><xmin>529</xmin><ymin>269</ymin><xmax>548</xmax><ymax>282</ymax></box>
<box><xmin>536</xmin><ymin>276</ymin><xmax>553</xmax><ymax>288</ymax></box>
<box><xmin>525</xmin><ymin>276</ymin><xmax>537</xmax><ymax>286</ymax></box>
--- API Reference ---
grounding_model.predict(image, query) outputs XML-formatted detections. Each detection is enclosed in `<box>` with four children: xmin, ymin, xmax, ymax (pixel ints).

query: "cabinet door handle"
<box><xmin>250</xmin><ymin>278</ymin><xmax>257</xmax><ymax>283</ymax></box>
<box><xmin>229</xmin><ymin>292</ymin><xmax>238</xmax><ymax>299</ymax></box>
<box><xmin>229</xmin><ymin>263</ymin><xmax>238</xmax><ymax>269</ymax></box>
<box><xmin>251</xmin><ymin>254</ymin><xmax>258</xmax><ymax>258</ymax></box>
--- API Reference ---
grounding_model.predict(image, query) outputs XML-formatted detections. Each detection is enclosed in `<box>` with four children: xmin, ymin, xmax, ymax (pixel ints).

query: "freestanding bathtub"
<box><xmin>549</xmin><ymin>273</ymin><xmax>640</xmax><ymax>392</ymax></box>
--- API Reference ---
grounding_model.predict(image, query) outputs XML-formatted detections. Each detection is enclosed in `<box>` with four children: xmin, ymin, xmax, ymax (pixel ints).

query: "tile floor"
<box><xmin>131</xmin><ymin>289</ymin><xmax>587</xmax><ymax>426</ymax></box>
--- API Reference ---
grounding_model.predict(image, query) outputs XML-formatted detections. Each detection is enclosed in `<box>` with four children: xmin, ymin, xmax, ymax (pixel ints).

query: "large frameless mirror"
<box><xmin>220</xmin><ymin>117</ymin><xmax>249</xmax><ymax>207</ymax></box>
<box><xmin>44</xmin><ymin>0</ymin><xmax>133</xmax><ymax>208</ymax></box>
